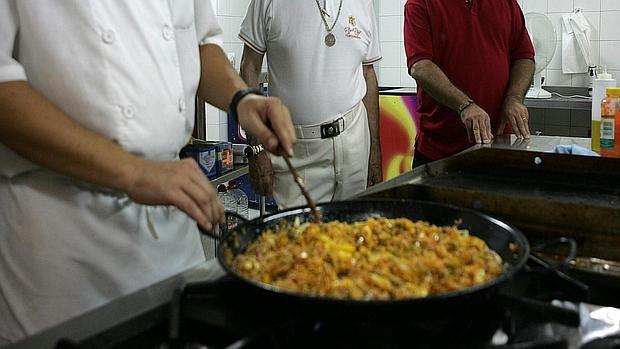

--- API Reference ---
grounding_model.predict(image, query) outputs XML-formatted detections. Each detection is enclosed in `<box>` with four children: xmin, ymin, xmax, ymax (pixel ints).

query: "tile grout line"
<box><xmin>598</xmin><ymin>2</ymin><xmax>602</xmax><ymax>69</ymax></box>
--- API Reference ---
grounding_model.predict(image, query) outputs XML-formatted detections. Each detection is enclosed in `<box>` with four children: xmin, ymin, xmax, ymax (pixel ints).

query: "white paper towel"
<box><xmin>562</xmin><ymin>11</ymin><xmax>593</xmax><ymax>74</ymax></box>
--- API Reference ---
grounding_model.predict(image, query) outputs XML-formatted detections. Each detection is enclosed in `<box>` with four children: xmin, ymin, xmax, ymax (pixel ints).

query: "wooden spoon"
<box><xmin>281</xmin><ymin>155</ymin><xmax>321</xmax><ymax>223</ymax></box>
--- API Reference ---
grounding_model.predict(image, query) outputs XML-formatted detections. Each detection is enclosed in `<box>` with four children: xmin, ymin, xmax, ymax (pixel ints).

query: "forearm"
<box><xmin>504</xmin><ymin>59</ymin><xmax>535</xmax><ymax>101</ymax></box>
<box><xmin>410</xmin><ymin>60</ymin><xmax>470</xmax><ymax>111</ymax></box>
<box><xmin>239</xmin><ymin>46</ymin><xmax>266</xmax><ymax>145</ymax></box>
<box><xmin>197</xmin><ymin>44</ymin><xmax>247</xmax><ymax>112</ymax></box>
<box><xmin>362</xmin><ymin>65</ymin><xmax>380</xmax><ymax>148</ymax></box>
<box><xmin>0</xmin><ymin>81</ymin><xmax>139</xmax><ymax>191</ymax></box>
<box><xmin>240</xmin><ymin>54</ymin><xmax>261</xmax><ymax>90</ymax></box>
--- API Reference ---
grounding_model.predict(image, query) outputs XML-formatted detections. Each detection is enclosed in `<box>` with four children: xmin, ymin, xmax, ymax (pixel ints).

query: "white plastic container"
<box><xmin>217</xmin><ymin>184</ymin><xmax>236</xmax><ymax>232</ymax></box>
<box><xmin>228</xmin><ymin>180</ymin><xmax>249</xmax><ymax>220</ymax></box>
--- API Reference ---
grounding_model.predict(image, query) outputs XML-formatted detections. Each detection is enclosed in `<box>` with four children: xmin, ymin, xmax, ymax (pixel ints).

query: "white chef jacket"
<box><xmin>239</xmin><ymin>0</ymin><xmax>381</xmax><ymax>125</ymax></box>
<box><xmin>0</xmin><ymin>1</ymin><xmax>223</xmax><ymax>343</ymax></box>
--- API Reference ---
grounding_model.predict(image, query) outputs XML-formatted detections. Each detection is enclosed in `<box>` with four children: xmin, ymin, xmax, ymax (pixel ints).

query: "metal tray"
<box><xmin>360</xmin><ymin>147</ymin><xmax>620</xmax><ymax>262</ymax></box>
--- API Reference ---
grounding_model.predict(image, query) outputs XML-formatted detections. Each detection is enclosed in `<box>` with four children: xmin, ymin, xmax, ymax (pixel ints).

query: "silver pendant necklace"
<box><xmin>325</xmin><ymin>33</ymin><xmax>336</xmax><ymax>47</ymax></box>
<box><xmin>320</xmin><ymin>0</ymin><xmax>330</xmax><ymax>17</ymax></box>
<box><xmin>315</xmin><ymin>0</ymin><xmax>343</xmax><ymax>47</ymax></box>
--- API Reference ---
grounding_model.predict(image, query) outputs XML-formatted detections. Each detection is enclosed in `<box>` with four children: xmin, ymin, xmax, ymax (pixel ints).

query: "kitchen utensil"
<box><xmin>281</xmin><ymin>155</ymin><xmax>321</xmax><ymax>222</ymax></box>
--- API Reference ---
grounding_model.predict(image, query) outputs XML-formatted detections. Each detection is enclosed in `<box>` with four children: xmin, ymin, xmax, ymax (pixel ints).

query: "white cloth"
<box><xmin>0</xmin><ymin>1</ymin><xmax>222</xmax><ymax>343</ymax></box>
<box><xmin>562</xmin><ymin>10</ymin><xmax>593</xmax><ymax>74</ymax></box>
<box><xmin>269</xmin><ymin>102</ymin><xmax>370</xmax><ymax>208</ymax></box>
<box><xmin>239</xmin><ymin>0</ymin><xmax>381</xmax><ymax>125</ymax></box>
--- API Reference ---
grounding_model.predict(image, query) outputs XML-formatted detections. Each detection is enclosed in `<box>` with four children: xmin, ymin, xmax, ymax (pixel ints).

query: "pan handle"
<box><xmin>530</xmin><ymin>237</ymin><xmax>577</xmax><ymax>268</ymax></box>
<box><xmin>496</xmin><ymin>292</ymin><xmax>581</xmax><ymax>327</ymax></box>
<box><xmin>527</xmin><ymin>254</ymin><xmax>590</xmax><ymax>300</ymax></box>
<box><xmin>197</xmin><ymin>211</ymin><xmax>251</xmax><ymax>240</ymax></box>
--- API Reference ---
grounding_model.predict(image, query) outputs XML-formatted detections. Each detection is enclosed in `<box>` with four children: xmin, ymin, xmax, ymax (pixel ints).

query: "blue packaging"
<box><xmin>212</xmin><ymin>141</ymin><xmax>234</xmax><ymax>175</ymax></box>
<box><xmin>180</xmin><ymin>144</ymin><xmax>218</xmax><ymax>179</ymax></box>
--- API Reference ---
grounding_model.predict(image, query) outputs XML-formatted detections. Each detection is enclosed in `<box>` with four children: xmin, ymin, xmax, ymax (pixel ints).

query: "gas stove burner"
<box><xmin>170</xmin><ymin>262</ymin><xmax>592</xmax><ymax>349</ymax></box>
<box><xmin>582</xmin><ymin>336</ymin><xmax>620</xmax><ymax>349</ymax></box>
<box><xmin>46</xmin><ymin>256</ymin><xmax>620</xmax><ymax>349</ymax></box>
<box><xmin>215</xmin><ymin>309</ymin><xmax>505</xmax><ymax>349</ymax></box>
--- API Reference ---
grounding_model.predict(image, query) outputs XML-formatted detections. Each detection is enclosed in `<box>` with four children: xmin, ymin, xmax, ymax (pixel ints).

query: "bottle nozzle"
<box><xmin>589</xmin><ymin>65</ymin><xmax>597</xmax><ymax>77</ymax></box>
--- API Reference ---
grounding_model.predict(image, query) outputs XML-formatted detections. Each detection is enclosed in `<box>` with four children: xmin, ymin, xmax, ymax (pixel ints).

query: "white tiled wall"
<box><xmin>520</xmin><ymin>0</ymin><xmax>620</xmax><ymax>88</ymax></box>
<box><xmin>375</xmin><ymin>0</ymin><xmax>620</xmax><ymax>88</ymax></box>
<box><xmin>205</xmin><ymin>0</ymin><xmax>253</xmax><ymax>141</ymax></box>
<box><xmin>375</xmin><ymin>0</ymin><xmax>416</xmax><ymax>88</ymax></box>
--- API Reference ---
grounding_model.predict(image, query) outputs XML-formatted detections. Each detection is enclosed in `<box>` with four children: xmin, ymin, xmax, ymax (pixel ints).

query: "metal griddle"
<box><xmin>360</xmin><ymin>142</ymin><xmax>620</xmax><ymax>263</ymax></box>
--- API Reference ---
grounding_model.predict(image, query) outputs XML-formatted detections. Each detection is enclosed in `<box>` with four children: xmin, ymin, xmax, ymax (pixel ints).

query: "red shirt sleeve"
<box><xmin>509</xmin><ymin>1</ymin><xmax>535</xmax><ymax>62</ymax></box>
<box><xmin>404</xmin><ymin>0</ymin><xmax>434</xmax><ymax>71</ymax></box>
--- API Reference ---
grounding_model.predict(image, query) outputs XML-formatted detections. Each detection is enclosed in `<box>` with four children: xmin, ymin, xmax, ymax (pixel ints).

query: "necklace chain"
<box><xmin>315</xmin><ymin>0</ymin><xmax>343</xmax><ymax>34</ymax></box>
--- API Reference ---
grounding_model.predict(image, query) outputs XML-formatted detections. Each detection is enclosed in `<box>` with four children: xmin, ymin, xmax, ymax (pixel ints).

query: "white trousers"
<box><xmin>0</xmin><ymin>171</ymin><xmax>205</xmax><ymax>344</ymax></box>
<box><xmin>270</xmin><ymin>102</ymin><xmax>370</xmax><ymax>209</ymax></box>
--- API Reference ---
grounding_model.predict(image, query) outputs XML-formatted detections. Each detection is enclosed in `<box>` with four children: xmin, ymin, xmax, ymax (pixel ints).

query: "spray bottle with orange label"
<box><xmin>600</xmin><ymin>88</ymin><xmax>620</xmax><ymax>158</ymax></box>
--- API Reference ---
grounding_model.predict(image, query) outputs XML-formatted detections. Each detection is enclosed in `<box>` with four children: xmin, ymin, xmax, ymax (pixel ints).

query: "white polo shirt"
<box><xmin>239</xmin><ymin>0</ymin><xmax>381</xmax><ymax>126</ymax></box>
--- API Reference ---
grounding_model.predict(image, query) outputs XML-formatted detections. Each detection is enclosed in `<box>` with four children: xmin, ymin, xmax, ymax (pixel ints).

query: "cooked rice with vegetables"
<box><xmin>227</xmin><ymin>217</ymin><xmax>504</xmax><ymax>300</ymax></box>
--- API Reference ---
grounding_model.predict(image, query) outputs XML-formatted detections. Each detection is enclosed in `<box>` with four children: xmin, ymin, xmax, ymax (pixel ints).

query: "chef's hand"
<box><xmin>497</xmin><ymin>96</ymin><xmax>531</xmax><ymax>138</ymax></box>
<box><xmin>125</xmin><ymin>158</ymin><xmax>224</xmax><ymax>231</ymax></box>
<box><xmin>460</xmin><ymin>103</ymin><xmax>493</xmax><ymax>144</ymax></box>
<box><xmin>367</xmin><ymin>144</ymin><xmax>382</xmax><ymax>187</ymax></box>
<box><xmin>237</xmin><ymin>94</ymin><xmax>296</xmax><ymax>157</ymax></box>
<box><xmin>248</xmin><ymin>151</ymin><xmax>274</xmax><ymax>198</ymax></box>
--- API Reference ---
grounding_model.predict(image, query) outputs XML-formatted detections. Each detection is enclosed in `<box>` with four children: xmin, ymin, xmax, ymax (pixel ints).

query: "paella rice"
<box><xmin>227</xmin><ymin>217</ymin><xmax>504</xmax><ymax>300</ymax></box>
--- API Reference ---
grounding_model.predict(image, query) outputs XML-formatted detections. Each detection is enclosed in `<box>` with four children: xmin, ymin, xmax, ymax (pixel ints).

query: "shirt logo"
<box><xmin>345</xmin><ymin>15</ymin><xmax>362</xmax><ymax>39</ymax></box>
<box><xmin>348</xmin><ymin>16</ymin><xmax>357</xmax><ymax>27</ymax></box>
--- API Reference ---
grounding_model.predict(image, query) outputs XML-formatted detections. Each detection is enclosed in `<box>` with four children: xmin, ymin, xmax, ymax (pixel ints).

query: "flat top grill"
<box><xmin>361</xmin><ymin>139</ymin><xmax>620</xmax><ymax>262</ymax></box>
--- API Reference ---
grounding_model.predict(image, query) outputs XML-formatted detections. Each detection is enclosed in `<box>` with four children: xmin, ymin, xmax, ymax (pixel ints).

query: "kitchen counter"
<box><xmin>379</xmin><ymin>86</ymin><xmax>592</xmax><ymax>111</ymax></box>
<box><xmin>471</xmin><ymin>134</ymin><xmax>592</xmax><ymax>153</ymax></box>
<box><xmin>524</xmin><ymin>94</ymin><xmax>592</xmax><ymax>111</ymax></box>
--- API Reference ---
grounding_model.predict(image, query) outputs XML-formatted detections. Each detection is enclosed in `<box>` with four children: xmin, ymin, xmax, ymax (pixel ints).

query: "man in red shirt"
<box><xmin>404</xmin><ymin>0</ymin><xmax>535</xmax><ymax>166</ymax></box>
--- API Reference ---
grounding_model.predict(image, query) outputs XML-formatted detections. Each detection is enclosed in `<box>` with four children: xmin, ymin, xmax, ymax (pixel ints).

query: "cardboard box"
<box><xmin>180</xmin><ymin>143</ymin><xmax>218</xmax><ymax>179</ymax></box>
<box><xmin>214</xmin><ymin>141</ymin><xmax>234</xmax><ymax>175</ymax></box>
<box><xmin>194</xmin><ymin>141</ymin><xmax>234</xmax><ymax>174</ymax></box>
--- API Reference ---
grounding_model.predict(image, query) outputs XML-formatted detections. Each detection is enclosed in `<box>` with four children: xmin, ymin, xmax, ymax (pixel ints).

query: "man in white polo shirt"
<box><xmin>239</xmin><ymin>0</ymin><xmax>382</xmax><ymax>208</ymax></box>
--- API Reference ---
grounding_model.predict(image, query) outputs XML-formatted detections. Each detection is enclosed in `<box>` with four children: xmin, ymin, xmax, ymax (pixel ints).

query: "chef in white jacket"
<box><xmin>0</xmin><ymin>1</ymin><xmax>295</xmax><ymax>344</ymax></box>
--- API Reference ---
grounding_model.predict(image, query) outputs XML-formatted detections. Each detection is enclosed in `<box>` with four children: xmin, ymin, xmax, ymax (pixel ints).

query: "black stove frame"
<box><xmin>54</xmin><ymin>247</ymin><xmax>619</xmax><ymax>349</ymax></box>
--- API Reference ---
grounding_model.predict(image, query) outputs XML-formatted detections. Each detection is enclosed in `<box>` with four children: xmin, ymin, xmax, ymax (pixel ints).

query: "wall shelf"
<box><xmin>210</xmin><ymin>165</ymin><xmax>248</xmax><ymax>186</ymax></box>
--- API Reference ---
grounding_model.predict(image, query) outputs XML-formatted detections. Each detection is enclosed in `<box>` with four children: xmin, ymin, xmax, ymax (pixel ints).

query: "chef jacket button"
<box><xmin>102</xmin><ymin>30</ymin><xmax>116</xmax><ymax>44</ymax></box>
<box><xmin>178</xmin><ymin>97</ymin><xmax>186</xmax><ymax>112</ymax></box>
<box><xmin>162</xmin><ymin>25</ymin><xmax>173</xmax><ymax>41</ymax></box>
<box><xmin>122</xmin><ymin>105</ymin><xmax>136</xmax><ymax>119</ymax></box>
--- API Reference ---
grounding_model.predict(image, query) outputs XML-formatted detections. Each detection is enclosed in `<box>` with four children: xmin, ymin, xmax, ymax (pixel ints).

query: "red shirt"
<box><xmin>404</xmin><ymin>0</ymin><xmax>535</xmax><ymax>160</ymax></box>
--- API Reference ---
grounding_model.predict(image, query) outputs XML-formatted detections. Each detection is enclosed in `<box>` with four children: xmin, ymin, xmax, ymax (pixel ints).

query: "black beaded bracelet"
<box><xmin>229</xmin><ymin>87</ymin><xmax>263</xmax><ymax>123</ymax></box>
<box><xmin>457</xmin><ymin>99</ymin><xmax>475</xmax><ymax>116</ymax></box>
<box><xmin>244</xmin><ymin>144</ymin><xmax>265</xmax><ymax>158</ymax></box>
